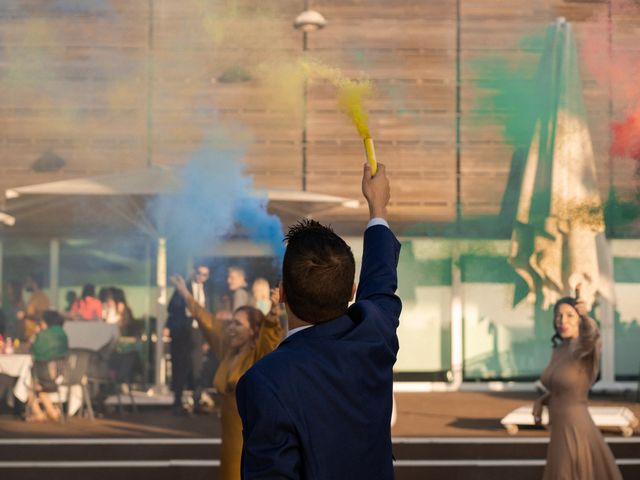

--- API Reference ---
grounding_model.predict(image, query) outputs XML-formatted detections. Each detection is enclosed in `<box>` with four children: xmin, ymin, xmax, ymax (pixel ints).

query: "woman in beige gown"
<box><xmin>533</xmin><ymin>296</ymin><xmax>622</xmax><ymax>480</ymax></box>
<box><xmin>171</xmin><ymin>275</ymin><xmax>283</xmax><ymax>480</ymax></box>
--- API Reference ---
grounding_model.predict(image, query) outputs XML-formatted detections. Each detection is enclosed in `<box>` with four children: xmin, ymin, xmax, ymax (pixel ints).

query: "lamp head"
<box><xmin>294</xmin><ymin>10</ymin><xmax>327</xmax><ymax>33</ymax></box>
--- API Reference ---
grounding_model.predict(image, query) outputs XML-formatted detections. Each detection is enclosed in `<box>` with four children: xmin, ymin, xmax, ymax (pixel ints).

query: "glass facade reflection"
<box><xmin>1</xmin><ymin>236</ymin><xmax>638</xmax><ymax>385</ymax></box>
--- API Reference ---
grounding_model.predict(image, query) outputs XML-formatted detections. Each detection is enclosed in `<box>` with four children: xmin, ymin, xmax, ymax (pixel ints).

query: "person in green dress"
<box><xmin>28</xmin><ymin>310</ymin><xmax>68</xmax><ymax>422</ymax></box>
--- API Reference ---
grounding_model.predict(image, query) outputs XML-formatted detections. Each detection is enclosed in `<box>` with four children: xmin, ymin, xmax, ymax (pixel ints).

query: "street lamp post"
<box><xmin>293</xmin><ymin>4</ymin><xmax>326</xmax><ymax>191</ymax></box>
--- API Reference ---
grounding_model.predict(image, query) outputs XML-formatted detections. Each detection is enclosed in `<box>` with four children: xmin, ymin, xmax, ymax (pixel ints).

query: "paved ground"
<box><xmin>1</xmin><ymin>391</ymin><xmax>638</xmax><ymax>438</ymax></box>
<box><xmin>394</xmin><ymin>390</ymin><xmax>640</xmax><ymax>437</ymax></box>
<box><xmin>1</xmin><ymin>391</ymin><xmax>638</xmax><ymax>480</ymax></box>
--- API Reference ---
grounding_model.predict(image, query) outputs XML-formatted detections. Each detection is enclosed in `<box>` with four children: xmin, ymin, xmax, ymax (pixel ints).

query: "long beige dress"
<box><xmin>186</xmin><ymin>296</ymin><xmax>283</xmax><ymax>480</ymax></box>
<box><xmin>540</xmin><ymin>320</ymin><xmax>622</xmax><ymax>480</ymax></box>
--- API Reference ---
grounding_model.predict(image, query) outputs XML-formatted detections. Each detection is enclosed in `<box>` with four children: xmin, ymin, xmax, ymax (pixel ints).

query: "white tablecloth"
<box><xmin>64</xmin><ymin>321</ymin><xmax>119</xmax><ymax>351</ymax></box>
<box><xmin>0</xmin><ymin>354</ymin><xmax>32</xmax><ymax>403</ymax></box>
<box><xmin>0</xmin><ymin>354</ymin><xmax>82</xmax><ymax>415</ymax></box>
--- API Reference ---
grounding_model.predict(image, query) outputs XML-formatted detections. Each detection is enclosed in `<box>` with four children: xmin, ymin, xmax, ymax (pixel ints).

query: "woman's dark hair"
<box><xmin>551</xmin><ymin>296</ymin><xmax>600</xmax><ymax>368</ymax></box>
<box><xmin>7</xmin><ymin>280</ymin><xmax>23</xmax><ymax>304</ymax></box>
<box><xmin>112</xmin><ymin>287</ymin><xmax>127</xmax><ymax>305</ymax></box>
<box><xmin>43</xmin><ymin>310</ymin><xmax>64</xmax><ymax>327</ymax></box>
<box><xmin>27</xmin><ymin>272</ymin><xmax>44</xmax><ymax>289</ymax></box>
<box><xmin>65</xmin><ymin>290</ymin><xmax>78</xmax><ymax>311</ymax></box>
<box><xmin>551</xmin><ymin>296</ymin><xmax>577</xmax><ymax>347</ymax></box>
<box><xmin>81</xmin><ymin>283</ymin><xmax>96</xmax><ymax>299</ymax></box>
<box><xmin>282</xmin><ymin>219</ymin><xmax>355</xmax><ymax>324</ymax></box>
<box><xmin>234</xmin><ymin>306</ymin><xmax>265</xmax><ymax>339</ymax></box>
<box><xmin>98</xmin><ymin>287</ymin><xmax>113</xmax><ymax>303</ymax></box>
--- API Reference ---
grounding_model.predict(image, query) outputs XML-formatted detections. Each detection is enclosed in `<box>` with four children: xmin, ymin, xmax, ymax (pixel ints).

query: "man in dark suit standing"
<box><xmin>165</xmin><ymin>262</ymin><xmax>210</xmax><ymax>415</ymax></box>
<box><xmin>237</xmin><ymin>162</ymin><xmax>401</xmax><ymax>479</ymax></box>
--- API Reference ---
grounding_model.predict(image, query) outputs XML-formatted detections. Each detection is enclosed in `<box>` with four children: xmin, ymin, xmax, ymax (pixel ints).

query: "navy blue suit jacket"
<box><xmin>166</xmin><ymin>282</ymin><xmax>210</xmax><ymax>338</ymax></box>
<box><xmin>236</xmin><ymin>224</ymin><xmax>402</xmax><ymax>479</ymax></box>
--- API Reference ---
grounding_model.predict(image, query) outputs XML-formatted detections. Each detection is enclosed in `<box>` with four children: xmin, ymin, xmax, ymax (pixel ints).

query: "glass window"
<box><xmin>60</xmin><ymin>236</ymin><xmax>153</xmax><ymax>382</ymax></box>
<box><xmin>347</xmin><ymin>236</ymin><xmax>453</xmax><ymax>379</ymax></box>
<box><xmin>395</xmin><ymin>239</ymin><xmax>452</xmax><ymax>379</ymax></box>
<box><xmin>2</xmin><ymin>238</ymin><xmax>50</xmax><ymax>292</ymax></box>
<box><xmin>461</xmin><ymin>242</ymin><xmax>549</xmax><ymax>380</ymax></box>
<box><xmin>612</xmin><ymin>240</ymin><xmax>640</xmax><ymax>380</ymax></box>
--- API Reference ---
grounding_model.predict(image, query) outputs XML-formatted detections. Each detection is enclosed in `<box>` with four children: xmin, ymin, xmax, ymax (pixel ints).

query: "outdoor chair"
<box><xmin>57</xmin><ymin>348</ymin><xmax>95</xmax><ymax>421</ymax></box>
<box><xmin>30</xmin><ymin>358</ymin><xmax>66</xmax><ymax>423</ymax></box>
<box><xmin>108</xmin><ymin>350</ymin><xmax>142</xmax><ymax>414</ymax></box>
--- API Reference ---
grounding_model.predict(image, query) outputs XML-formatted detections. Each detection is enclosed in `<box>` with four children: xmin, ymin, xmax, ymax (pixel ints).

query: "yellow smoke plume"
<box><xmin>300</xmin><ymin>60</ymin><xmax>372</xmax><ymax>139</ymax></box>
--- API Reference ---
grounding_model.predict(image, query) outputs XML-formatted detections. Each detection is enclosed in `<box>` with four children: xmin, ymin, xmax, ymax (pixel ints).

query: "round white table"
<box><xmin>0</xmin><ymin>354</ymin><xmax>32</xmax><ymax>403</ymax></box>
<box><xmin>0</xmin><ymin>353</ymin><xmax>82</xmax><ymax>415</ymax></box>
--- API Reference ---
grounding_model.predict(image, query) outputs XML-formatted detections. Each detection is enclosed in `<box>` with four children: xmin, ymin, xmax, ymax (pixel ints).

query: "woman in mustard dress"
<box><xmin>170</xmin><ymin>275</ymin><xmax>283</xmax><ymax>480</ymax></box>
<box><xmin>533</xmin><ymin>295</ymin><xmax>622</xmax><ymax>480</ymax></box>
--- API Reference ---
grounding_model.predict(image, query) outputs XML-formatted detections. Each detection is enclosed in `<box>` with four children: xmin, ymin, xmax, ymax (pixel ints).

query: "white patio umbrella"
<box><xmin>509</xmin><ymin>18</ymin><xmax>614</xmax><ymax>311</ymax></box>
<box><xmin>0</xmin><ymin>211</ymin><xmax>15</xmax><ymax>226</ymax></box>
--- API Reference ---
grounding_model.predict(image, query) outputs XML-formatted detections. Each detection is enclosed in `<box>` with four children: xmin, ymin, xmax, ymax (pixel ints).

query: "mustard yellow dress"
<box><xmin>186</xmin><ymin>296</ymin><xmax>283</xmax><ymax>480</ymax></box>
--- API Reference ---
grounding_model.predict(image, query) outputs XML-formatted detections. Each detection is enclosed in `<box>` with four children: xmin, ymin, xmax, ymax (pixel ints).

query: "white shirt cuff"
<box><xmin>366</xmin><ymin>217</ymin><xmax>389</xmax><ymax>230</ymax></box>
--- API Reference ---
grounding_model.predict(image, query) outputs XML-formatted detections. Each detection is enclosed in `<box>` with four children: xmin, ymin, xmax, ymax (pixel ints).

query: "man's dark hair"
<box><xmin>282</xmin><ymin>219</ymin><xmax>355</xmax><ymax>324</ymax></box>
<box><xmin>228</xmin><ymin>265</ymin><xmax>245</xmax><ymax>277</ymax></box>
<box><xmin>81</xmin><ymin>283</ymin><xmax>96</xmax><ymax>299</ymax></box>
<box><xmin>43</xmin><ymin>310</ymin><xmax>64</xmax><ymax>327</ymax></box>
<box><xmin>193</xmin><ymin>259</ymin><xmax>209</xmax><ymax>270</ymax></box>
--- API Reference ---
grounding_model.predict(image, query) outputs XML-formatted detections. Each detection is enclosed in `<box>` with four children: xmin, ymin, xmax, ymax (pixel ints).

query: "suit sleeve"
<box><xmin>237</xmin><ymin>368</ymin><xmax>301</xmax><ymax>479</ymax></box>
<box><xmin>355</xmin><ymin>224</ymin><xmax>402</xmax><ymax>324</ymax></box>
<box><xmin>165</xmin><ymin>291</ymin><xmax>185</xmax><ymax>331</ymax></box>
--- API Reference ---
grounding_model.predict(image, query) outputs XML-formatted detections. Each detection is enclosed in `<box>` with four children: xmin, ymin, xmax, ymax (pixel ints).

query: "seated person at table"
<box><xmin>70</xmin><ymin>284</ymin><xmax>103</xmax><ymax>321</ymax></box>
<box><xmin>28</xmin><ymin>310</ymin><xmax>68</xmax><ymax>422</ymax></box>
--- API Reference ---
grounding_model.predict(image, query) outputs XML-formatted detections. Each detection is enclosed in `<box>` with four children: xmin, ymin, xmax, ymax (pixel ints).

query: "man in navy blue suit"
<box><xmin>165</xmin><ymin>262</ymin><xmax>211</xmax><ymax>415</ymax></box>
<box><xmin>237</xmin><ymin>162</ymin><xmax>401</xmax><ymax>479</ymax></box>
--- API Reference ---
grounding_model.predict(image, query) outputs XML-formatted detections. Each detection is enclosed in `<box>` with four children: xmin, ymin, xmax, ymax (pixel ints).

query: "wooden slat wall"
<box><xmin>610</xmin><ymin>3</ymin><xmax>640</xmax><ymax>200</ymax></box>
<box><xmin>0</xmin><ymin>0</ymin><xmax>148</xmax><ymax>181</ymax></box>
<box><xmin>0</xmin><ymin>0</ymin><xmax>638</xmax><ymax>232</ymax></box>
<box><xmin>307</xmin><ymin>0</ymin><xmax>456</xmax><ymax>223</ymax></box>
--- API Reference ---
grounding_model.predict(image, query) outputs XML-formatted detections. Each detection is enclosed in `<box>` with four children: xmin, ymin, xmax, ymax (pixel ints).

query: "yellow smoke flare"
<box><xmin>364</xmin><ymin>137</ymin><xmax>378</xmax><ymax>175</ymax></box>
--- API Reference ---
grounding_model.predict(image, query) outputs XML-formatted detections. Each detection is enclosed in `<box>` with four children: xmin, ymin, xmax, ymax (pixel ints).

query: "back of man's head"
<box><xmin>282</xmin><ymin>219</ymin><xmax>355</xmax><ymax>324</ymax></box>
<box><xmin>43</xmin><ymin>310</ymin><xmax>64</xmax><ymax>327</ymax></box>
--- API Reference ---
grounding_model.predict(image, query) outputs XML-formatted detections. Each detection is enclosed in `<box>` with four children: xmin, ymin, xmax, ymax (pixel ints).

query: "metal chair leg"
<box><xmin>82</xmin><ymin>383</ymin><xmax>95</xmax><ymax>422</ymax></box>
<box><xmin>128</xmin><ymin>385</ymin><xmax>138</xmax><ymax>414</ymax></box>
<box><xmin>55</xmin><ymin>386</ymin><xmax>65</xmax><ymax>424</ymax></box>
<box><xmin>116</xmin><ymin>388</ymin><xmax>124</xmax><ymax>415</ymax></box>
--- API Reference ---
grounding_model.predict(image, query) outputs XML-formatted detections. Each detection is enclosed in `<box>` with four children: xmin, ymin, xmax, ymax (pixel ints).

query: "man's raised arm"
<box><xmin>356</xmin><ymin>163</ymin><xmax>402</xmax><ymax>321</ymax></box>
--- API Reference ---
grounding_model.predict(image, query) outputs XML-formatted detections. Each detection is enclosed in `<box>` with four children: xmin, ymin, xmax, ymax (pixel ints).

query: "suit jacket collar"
<box><xmin>279</xmin><ymin>303</ymin><xmax>365</xmax><ymax>347</ymax></box>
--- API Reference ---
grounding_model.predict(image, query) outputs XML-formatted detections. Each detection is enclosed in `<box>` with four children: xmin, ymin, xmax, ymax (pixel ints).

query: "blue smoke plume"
<box><xmin>236</xmin><ymin>197</ymin><xmax>286</xmax><ymax>263</ymax></box>
<box><xmin>151</xmin><ymin>138</ymin><xmax>285</xmax><ymax>265</ymax></box>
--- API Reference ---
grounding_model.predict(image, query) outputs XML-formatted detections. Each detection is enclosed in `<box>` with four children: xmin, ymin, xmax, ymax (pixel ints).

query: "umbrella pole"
<box><xmin>49</xmin><ymin>238</ymin><xmax>60</xmax><ymax>310</ymax></box>
<box><xmin>154</xmin><ymin>237</ymin><xmax>168</xmax><ymax>389</ymax></box>
<box><xmin>450</xmin><ymin>246</ymin><xmax>463</xmax><ymax>389</ymax></box>
<box><xmin>598</xmin><ymin>297</ymin><xmax>616</xmax><ymax>387</ymax></box>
